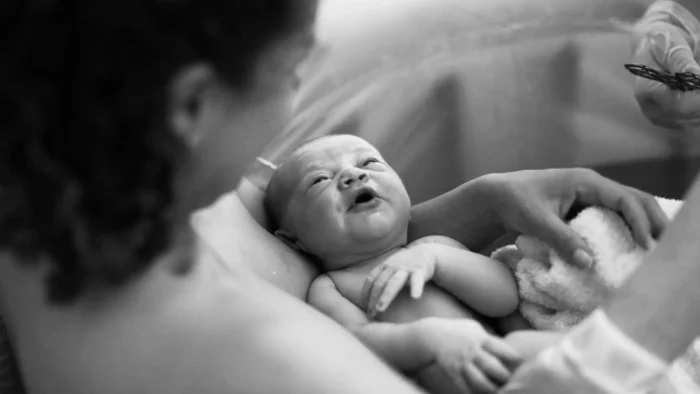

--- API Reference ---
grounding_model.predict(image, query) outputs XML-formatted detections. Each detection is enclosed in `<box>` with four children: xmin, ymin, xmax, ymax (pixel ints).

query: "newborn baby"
<box><xmin>264</xmin><ymin>135</ymin><xmax>558</xmax><ymax>393</ymax></box>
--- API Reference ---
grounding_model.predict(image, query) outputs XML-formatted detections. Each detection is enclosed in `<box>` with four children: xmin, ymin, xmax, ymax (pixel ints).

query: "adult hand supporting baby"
<box><xmin>410</xmin><ymin>168</ymin><xmax>668</xmax><ymax>269</ymax></box>
<box><xmin>632</xmin><ymin>0</ymin><xmax>700</xmax><ymax>128</ymax></box>
<box><xmin>488</xmin><ymin>169</ymin><xmax>667</xmax><ymax>268</ymax></box>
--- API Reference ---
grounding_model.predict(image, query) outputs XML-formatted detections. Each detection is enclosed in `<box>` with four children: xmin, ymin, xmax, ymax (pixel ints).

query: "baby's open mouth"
<box><xmin>349</xmin><ymin>187</ymin><xmax>380</xmax><ymax>211</ymax></box>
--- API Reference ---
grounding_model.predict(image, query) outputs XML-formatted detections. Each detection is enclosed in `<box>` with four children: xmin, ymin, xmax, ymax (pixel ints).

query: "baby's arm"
<box><xmin>310</xmin><ymin>274</ymin><xmax>524</xmax><ymax>391</ymax></box>
<box><xmin>429</xmin><ymin>242</ymin><xmax>519</xmax><ymax>317</ymax></box>
<box><xmin>364</xmin><ymin>237</ymin><xmax>519</xmax><ymax>319</ymax></box>
<box><xmin>307</xmin><ymin>274</ymin><xmax>434</xmax><ymax>374</ymax></box>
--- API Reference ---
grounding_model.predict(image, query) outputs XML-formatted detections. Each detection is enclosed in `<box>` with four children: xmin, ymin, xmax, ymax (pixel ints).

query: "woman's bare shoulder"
<box><xmin>191</xmin><ymin>191</ymin><xmax>318</xmax><ymax>298</ymax></box>
<box><xmin>0</xmin><ymin>250</ymin><xmax>260</xmax><ymax>394</ymax></box>
<box><xmin>0</xmin><ymin>251</ymin><xmax>417</xmax><ymax>394</ymax></box>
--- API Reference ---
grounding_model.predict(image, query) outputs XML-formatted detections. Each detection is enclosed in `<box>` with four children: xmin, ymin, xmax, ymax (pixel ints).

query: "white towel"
<box><xmin>492</xmin><ymin>197</ymin><xmax>700</xmax><ymax>393</ymax></box>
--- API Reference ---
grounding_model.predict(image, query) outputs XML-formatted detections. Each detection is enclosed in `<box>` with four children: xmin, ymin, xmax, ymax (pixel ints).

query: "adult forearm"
<box><xmin>351</xmin><ymin>321</ymin><xmax>434</xmax><ymax>374</ymax></box>
<box><xmin>604</xmin><ymin>174</ymin><xmax>700</xmax><ymax>363</ymax></box>
<box><xmin>409</xmin><ymin>174</ymin><xmax>505</xmax><ymax>251</ymax></box>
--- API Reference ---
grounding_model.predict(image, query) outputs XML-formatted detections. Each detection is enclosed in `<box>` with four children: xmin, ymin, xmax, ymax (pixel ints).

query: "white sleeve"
<box><xmin>500</xmin><ymin>309</ymin><xmax>668</xmax><ymax>394</ymax></box>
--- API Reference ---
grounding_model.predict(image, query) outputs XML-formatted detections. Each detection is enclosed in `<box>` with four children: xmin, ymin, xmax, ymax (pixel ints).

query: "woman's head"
<box><xmin>0</xmin><ymin>0</ymin><xmax>318</xmax><ymax>304</ymax></box>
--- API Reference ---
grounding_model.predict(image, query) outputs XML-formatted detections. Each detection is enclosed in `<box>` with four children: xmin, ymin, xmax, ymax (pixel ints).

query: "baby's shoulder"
<box><xmin>408</xmin><ymin>235</ymin><xmax>469</xmax><ymax>251</ymax></box>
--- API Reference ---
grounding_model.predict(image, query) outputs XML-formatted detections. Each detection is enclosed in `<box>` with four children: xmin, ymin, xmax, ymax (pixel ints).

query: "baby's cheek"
<box><xmin>299</xmin><ymin>203</ymin><xmax>338</xmax><ymax>233</ymax></box>
<box><xmin>387</xmin><ymin>187</ymin><xmax>411</xmax><ymax>215</ymax></box>
<box><xmin>384</xmin><ymin>177</ymin><xmax>409</xmax><ymax>201</ymax></box>
<box><xmin>297</xmin><ymin>214</ymin><xmax>345</xmax><ymax>254</ymax></box>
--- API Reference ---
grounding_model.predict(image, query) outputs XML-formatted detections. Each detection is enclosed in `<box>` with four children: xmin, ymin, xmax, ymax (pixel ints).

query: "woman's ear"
<box><xmin>168</xmin><ymin>63</ymin><xmax>217</xmax><ymax>147</ymax></box>
<box><xmin>274</xmin><ymin>229</ymin><xmax>307</xmax><ymax>253</ymax></box>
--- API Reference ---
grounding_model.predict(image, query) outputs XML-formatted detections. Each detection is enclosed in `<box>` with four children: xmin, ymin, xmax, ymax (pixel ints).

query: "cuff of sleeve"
<box><xmin>560</xmin><ymin>309</ymin><xmax>668</xmax><ymax>391</ymax></box>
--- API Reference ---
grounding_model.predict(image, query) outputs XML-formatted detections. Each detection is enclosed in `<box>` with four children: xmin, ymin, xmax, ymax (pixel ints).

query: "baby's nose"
<box><xmin>339</xmin><ymin>168</ymin><xmax>369</xmax><ymax>189</ymax></box>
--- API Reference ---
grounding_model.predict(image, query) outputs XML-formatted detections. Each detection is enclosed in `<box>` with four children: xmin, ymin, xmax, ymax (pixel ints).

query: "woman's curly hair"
<box><xmin>0</xmin><ymin>0</ymin><xmax>306</xmax><ymax>304</ymax></box>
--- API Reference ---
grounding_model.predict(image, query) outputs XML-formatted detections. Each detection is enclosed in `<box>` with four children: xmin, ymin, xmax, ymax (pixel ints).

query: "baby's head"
<box><xmin>265</xmin><ymin>135</ymin><xmax>411</xmax><ymax>269</ymax></box>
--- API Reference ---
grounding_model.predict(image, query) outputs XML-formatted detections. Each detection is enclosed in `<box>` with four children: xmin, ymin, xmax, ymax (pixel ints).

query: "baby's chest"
<box><xmin>328</xmin><ymin>271</ymin><xmax>479</xmax><ymax>323</ymax></box>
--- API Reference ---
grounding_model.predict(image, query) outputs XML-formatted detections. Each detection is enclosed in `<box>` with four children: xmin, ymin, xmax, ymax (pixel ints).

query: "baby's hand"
<box><xmin>361</xmin><ymin>245</ymin><xmax>436</xmax><ymax>318</ymax></box>
<box><xmin>420</xmin><ymin>318</ymin><xmax>523</xmax><ymax>394</ymax></box>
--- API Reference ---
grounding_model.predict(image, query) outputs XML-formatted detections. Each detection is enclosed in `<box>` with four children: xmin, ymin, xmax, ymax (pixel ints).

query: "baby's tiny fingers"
<box><xmin>361</xmin><ymin>265</ymin><xmax>385</xmax><ymax>309</ymax></box>
<box><xmin>366</xmin><ymin>265</ymin><xmax>384</xmax><ymax>282</ymax></box>
<box><xmin>409</xmin><ymin>271</ymin><xmax>426</xmax><ymax>299</ymax></box>
<box><xmin>474</xmin><ymin>352</ymin><xmax>511</xmax><ymax>386</ymax></box>
<box><xmin>376</xmin><ymin>270</ymin><xmax>409</xmax><ymax>312</ymax></box>
<box><xmin>463</xmin><ymin>363</ymin><xmax>498</xmax><ymax>394</ymax></box>
<box><xmin>368</xmin><ymin>267</ymin><xmax>397</xmax><ymax>316</ymax></box>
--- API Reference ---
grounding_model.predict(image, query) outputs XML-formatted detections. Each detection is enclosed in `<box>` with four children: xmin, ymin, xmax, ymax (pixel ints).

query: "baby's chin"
<box><xmin>351</xmin><ymin>212</ymin><xmax>406</xmax><ymax>234</ymax></box>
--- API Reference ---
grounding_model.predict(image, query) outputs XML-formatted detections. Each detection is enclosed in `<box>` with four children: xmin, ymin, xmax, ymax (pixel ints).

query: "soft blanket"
<box><xmin>492</xmin><ymin>197</ymin><xmax>700</xmax><ymax>393</ymax></box>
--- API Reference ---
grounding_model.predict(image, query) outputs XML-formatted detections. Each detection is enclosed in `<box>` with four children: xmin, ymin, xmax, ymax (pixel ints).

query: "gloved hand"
<box><xmin>632</xmin><ymin>0</ymin><xmax>700</xmax><ymax>129</ymax></box>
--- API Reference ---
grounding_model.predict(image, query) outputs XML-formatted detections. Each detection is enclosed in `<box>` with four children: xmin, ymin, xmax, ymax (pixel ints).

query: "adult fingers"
<box><xmin>617</xmin><ymin>194</ymin><xmax>653</xmax><ymax>249</ymax></box>
<box><xmin>473</xmin><ymin>352</ymin><xmax>511</xmax><ymax>386</ymax></box>
<box><xmin>649</xmin><ymin>29</ymin><xmax>700</xmax><ymax>75</ymax></box>
<box><xmin>463</xmin><ymin>363</ymin><xmax>498</xmax><ymax>394</ymax></box>
<box><xmin>634</xmin><ymin>81</ymin><xmax>699</xmax><ymax>128</ymax></box>
<box><xmin>376</xmin><ymin>270</ymin><xmax>409</xmax><ymax>313</ymax></box>
<box><xmin>484</xmin><ymin>338</ymin><xmax>524</xmax><ymax>370</ymax></box>
<box><xmin>637</xmin><ymin>190</ymin><xmax>670</xmax><ymax>240</ymax></box>
<box><xmin>575</xmin><ymin>173</ymin><xmax>654</xmax><ymax>249</ymax></box>
<box><xmin>528</xmin><ymin>209</ymin><xmax>594</xmax><ymax>269</ymax></box>
<box><xmin>634</xmin><ymin>31</ymin><xmax>700</xmax><ymax>127</ymax></box>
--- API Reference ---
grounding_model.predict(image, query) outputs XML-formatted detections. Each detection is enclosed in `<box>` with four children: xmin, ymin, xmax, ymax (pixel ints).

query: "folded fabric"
<box><xmin>492</xmin><ymin>197</ymin><xmax>700</xmax><ymax>393</ymax></box>
<box><xmin>501</xmin><ymin>310</ymin><xmax>669</xmax><ymax>394</ymax></box>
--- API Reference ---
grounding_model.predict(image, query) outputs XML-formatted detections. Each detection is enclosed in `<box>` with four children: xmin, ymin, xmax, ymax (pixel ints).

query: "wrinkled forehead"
<box><xmin>289</xmin><ymin>136</ymin><xmax>381</xmax><ymax>177</ymax></box>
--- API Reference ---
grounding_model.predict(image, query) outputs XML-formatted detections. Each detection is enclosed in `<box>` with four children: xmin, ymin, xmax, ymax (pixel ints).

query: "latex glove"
<box><xmin>632</xmin><ymin>0</ymin><xmax>700</xmax><ymax>128</ymax></box>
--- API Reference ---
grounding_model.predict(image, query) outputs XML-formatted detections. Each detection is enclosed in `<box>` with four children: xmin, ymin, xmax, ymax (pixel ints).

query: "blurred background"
<box><xmin>247</xmin><ymin>0</ymin><xmax>700</xmax><ymax>206</ymax></box>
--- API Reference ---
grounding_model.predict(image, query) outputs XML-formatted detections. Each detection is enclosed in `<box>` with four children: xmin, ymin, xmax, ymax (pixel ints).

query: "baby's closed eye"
<box><xmin>311</xmin><ymin>175</ymin><xmax>330</xmax><ymax>185</ymax></box>
<box><xmin>307</xmin><ymin>173</ymin><xmax>333</xmax><ymax>190</ymax></box>
<box><xmin>360</xmin><ymin>157</ymin><xmax>383</xmax><ymax>168</ymax></box>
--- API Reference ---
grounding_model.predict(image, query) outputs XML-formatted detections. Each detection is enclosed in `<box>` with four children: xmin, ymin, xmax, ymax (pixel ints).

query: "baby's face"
<box><xmin>277</xmin><ymin>135</ymin><xmax>411</xmax><ymax>268</ymax></box>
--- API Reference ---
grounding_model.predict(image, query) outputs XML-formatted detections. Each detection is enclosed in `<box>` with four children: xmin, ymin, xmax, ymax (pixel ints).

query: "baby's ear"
<box><xmin>274</xmin><ymin>229</ymin><xmax>308</xmax><ymax>253</ymax></box>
